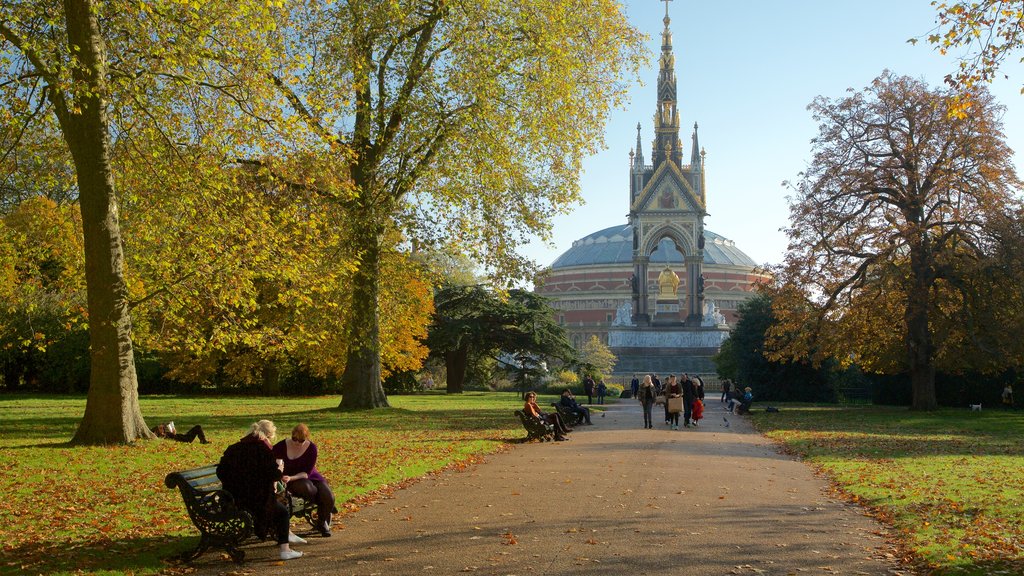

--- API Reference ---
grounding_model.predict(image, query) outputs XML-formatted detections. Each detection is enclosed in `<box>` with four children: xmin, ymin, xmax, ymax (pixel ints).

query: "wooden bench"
<box><xmin>165</xmin><ymin>464</ymin><xmax>318</xmax><ymax>562</ymax></box>
<box><xmin>551</xmin><ymin>402</ymin><xmax>585</xmax><ymax>427</ymax></box>
<box><xmin>515</xmin><ymin>409</ymin><xmax>554</xmax><ymax>441</ymax></box>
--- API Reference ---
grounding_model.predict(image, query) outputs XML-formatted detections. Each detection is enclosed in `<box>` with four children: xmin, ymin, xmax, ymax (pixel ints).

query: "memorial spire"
<box><xmin>653</xmin><ymin>0</ymin><xmax>682</xmax><ymax>170</ymax></box>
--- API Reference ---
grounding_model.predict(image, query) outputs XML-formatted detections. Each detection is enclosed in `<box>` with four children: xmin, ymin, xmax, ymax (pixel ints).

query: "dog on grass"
<box><xmin>970</xmin><ymin>403</ymin><xmax>982</xmax><ymax>412</ymax></box>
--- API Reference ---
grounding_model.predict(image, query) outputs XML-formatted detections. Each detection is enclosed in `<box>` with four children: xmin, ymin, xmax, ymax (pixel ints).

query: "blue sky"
<box><xmin>521</xmin><ymin>0</ymin><xmax>1024</xmax><ymax>271</ymax></box>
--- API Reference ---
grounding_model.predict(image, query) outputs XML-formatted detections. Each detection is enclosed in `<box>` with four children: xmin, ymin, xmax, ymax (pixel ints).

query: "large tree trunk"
<box><xmin>338</xmin><ymin>222</ymin><xmax>389</xmax><ymax>409</ymax></box>
<box><xmin>445</xmin><ymin>347</ymin><xmax>468</xmax><ymax>394</ymax></box>
<box><xmin>61</xmin><ymin>0</ymin><xmax>152</xmax><ymax>444</ymax></box>
<box><xmin>906</xmin><ymin>247</ymin><xmax>939</xmax><ymax>411</ymax></box>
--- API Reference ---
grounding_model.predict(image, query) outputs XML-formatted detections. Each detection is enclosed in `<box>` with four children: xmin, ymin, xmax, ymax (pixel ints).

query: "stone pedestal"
<box><xmin>608</xmin><ymin>325</ymin><xmax>730</xmax><ymax>374</ymax></box>
<box><xmin>654</xmin><ymin>297</ymin><xmax>680</xmax><ymax>322</ymax></box>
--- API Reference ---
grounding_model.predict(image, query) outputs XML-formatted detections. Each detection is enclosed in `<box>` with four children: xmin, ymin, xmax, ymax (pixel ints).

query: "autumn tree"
<box><xmin>577</xmin><ymin>335</ymin><xmax>617</xmax><ymax>383</ymax></box>
<box><xmin>0</xmin><ymin>0</ymin><xmax>298</xmax><ymax>442</ymax></box>
<box><xmin>263</xmin><ymin>0</ymin><xmax>646</xmax><ymax>408</ymax></box>
<box><xmin>714</xmin><ymin>293</ymin><xmax>836</xmax><ymax>402</ymax></box>
<box><xmin>924</xmin><ymin>1</ymin><xmax>1024</xmax><ymax>92</ymax></box>
<box><xmin>769</xmin><ymin>72</ymin><xmax>1023</xmax><ymax>410</ymax></box>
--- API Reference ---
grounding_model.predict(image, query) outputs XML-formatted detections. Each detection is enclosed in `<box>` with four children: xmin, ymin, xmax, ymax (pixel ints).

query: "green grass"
<box><xmin>751</xmin><ymin>404</ymin><xmax>1024</xmax><ymax>575</ymax></box>
<box><xmin>0</xmin><ymin>391</ymin><xmax>555</xmax><ymax>576</ymax></box>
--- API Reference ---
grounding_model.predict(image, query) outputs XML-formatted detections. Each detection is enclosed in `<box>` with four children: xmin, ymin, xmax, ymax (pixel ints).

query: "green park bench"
<box><xmin>165</xmin><ymin>464</ymin><xmax>317</xmax><ymax>562</ymax></box>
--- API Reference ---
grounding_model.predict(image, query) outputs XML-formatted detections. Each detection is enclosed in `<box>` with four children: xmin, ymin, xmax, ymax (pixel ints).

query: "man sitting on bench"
<box><xmin>736</xmin><ymin>387</ymin><xmax>754</xmax><ymax>415</ymax></box>
<box><xmin>559</xmin><ymin>389</ymin><xmax>592</xmax><ymax>425</ymax></box>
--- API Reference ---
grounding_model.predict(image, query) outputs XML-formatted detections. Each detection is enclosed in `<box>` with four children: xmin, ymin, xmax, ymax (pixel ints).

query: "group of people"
<box><xmin>634</xmin><ymin>373</ymin><xmax>706</xmax><ymax>429</ymax></box>
<box><xmin>523</xmin><ymin>388</ymin><xmax>596</xmax><ymax>441</ymax></box>
<box><xmin>721</xmin><ymin>379</ymin><xmax>754</xmax><ymax>414</ymax></box>
<box><xmin>215</xmin><ymin>420</ymin><xmax>337</xmax><ymax>560</ymax></box>
<box><xmin>582</xmin><ymin>375</ymin><xmax>608</xmax><ymax>404</ymax></box>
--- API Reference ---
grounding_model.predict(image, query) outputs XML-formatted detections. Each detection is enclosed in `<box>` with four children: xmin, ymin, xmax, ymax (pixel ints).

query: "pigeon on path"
<box><xmin>722</xmin><ymin>416</ymin><xmax>730</xmax><ymax>428</ymax></box>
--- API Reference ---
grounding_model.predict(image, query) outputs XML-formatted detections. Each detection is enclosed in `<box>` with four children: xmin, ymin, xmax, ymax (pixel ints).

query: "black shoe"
<box><xmin>555</xmin><ymin>437</ymin><xmax>568</xmax><ymax>441</ymax></box>
<box><xmin>318</xmin><ymin>524</ymin><xmax>332</xmax><ymax>537</ymax></box>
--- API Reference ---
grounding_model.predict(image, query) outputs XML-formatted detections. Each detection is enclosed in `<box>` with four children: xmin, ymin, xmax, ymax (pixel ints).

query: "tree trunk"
<box><xmin>445</xmin><ymin>347</ymin><xmax>468</xmax><ymax>394</ymax></box>
<box><xmin>338</xmin><ymin>223</ymin><xmax>389</xmax><ymax>409</ymax></box>
<box><xmin>62</xmin><ymin>0</ymin><xmax>152</xmax><ymax>444</ymax></box>
<box><xmin>906</xmin><ymin>247</ymin><xmax>939</xmax><ymax>411</ymax></box>
<box><xmin>262</xmin><ymin>363</ymin><xmax>281</xmax><ymax>396</ymax></box>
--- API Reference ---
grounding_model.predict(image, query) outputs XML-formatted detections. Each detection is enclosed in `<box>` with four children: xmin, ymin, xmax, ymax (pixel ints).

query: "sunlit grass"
<box><xmin>0</xmin><ymin>391</ymin><xmax>541</xmax><ymax>576</ymax></box>
<box><xmin>752</xmin><ymin>405</ymin><xmax>1024</xmax><ymax>575</ymax></box>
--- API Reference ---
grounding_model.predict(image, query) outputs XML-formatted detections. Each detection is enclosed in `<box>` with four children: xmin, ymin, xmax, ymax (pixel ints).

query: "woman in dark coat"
<box><xmin>217</xmin><ymin>419</ymin><xmax>305</xmax><ymax>560</ymax></box>
<box><xmin>682</xmin><ymin>375</ymin><xmax>697</xmax><ymax>427</ymax></box>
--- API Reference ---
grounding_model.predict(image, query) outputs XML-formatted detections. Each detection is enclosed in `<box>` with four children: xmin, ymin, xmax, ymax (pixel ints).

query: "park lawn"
<box><xmin>0</xmin><ymin>391</ymin><xmax>543</xmax><ymax>576</ymax></box>
<box><xmin>751</xmin><ymin>404</ymin><xmax>1024</xmax><ymax>576</ymax></box>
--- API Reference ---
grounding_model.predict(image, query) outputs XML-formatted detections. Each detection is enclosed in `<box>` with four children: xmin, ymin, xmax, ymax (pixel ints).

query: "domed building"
<box><xmin>534</xmin><ymin>5</ymin><xmax>768</xmax><ymax>375</ymax></box>
<box><xmin>537</xmin><ymin>226</ymin><xmax>765</xmax><ymax>350</ymax></box>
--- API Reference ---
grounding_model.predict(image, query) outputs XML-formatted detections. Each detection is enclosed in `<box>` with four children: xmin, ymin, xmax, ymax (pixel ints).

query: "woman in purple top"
<box><xmin>273</xmin><ymin>423</ymin><xmax>336</xmax><ymax>537</ymax></box>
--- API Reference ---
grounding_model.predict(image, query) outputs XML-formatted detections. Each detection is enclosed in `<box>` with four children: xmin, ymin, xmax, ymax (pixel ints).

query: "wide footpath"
<box><xmin>189</xmin><ymin>400</ymin><xmax>909</xmax><ymax>576</ymax></box>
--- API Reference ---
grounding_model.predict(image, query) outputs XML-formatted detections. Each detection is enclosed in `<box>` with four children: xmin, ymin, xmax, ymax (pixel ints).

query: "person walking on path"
<box><xmin>663</xmin><ymin>374</ymin><xmax>677</xmax><ymax>426</ymax></box>
<box><xmin>1003</xmin><ymin>384</ymin><xmax>1014</xmax><ymax>408</ymax></box>
<box><xmin>720</xmin><ymin>379</ymin><xmax>732</xmax><ymax>403</ymax></box>
<box><xmin>631</xmin><ymin>374</ymin><xmax>640</xmax><ymax>399</ymax></box>
<box><xmin>652</xmin><ymin>374</ymin><xmax>662</xmax><ymax>394</ymax></box>
<box><xmin>682</xmin><ymin>375</ymin><xmax>697</xmax><ymax>427</ymax></box>
<box><xmin>692</xmin><ymin>397</ymin><xmax>704</xmax><ymax>426</ymax></box>
<box><xmin>637</xmin><ymin>374</ymin><xmax>657</xmax><ymax>429</ymax></box>
<box><xmin>583</xmin><ymin>375</ymin><xmax>596</xmax><ymax>404</ymax></box>
<box><xmin>596</xmin><ymin>380</ymin><xmax>607</xmax><ymax>404</ymax></box>
<box><xmin>665</xmin><ymin>375</ymin><xmax>683</xmax><ymax>430</ymax></box>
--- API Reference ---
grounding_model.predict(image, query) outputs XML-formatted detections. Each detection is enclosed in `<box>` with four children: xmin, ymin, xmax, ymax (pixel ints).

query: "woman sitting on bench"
<box><xmin>524</xmin><ymin>392</ymin><xmax>570</xmax><ymax>441</ymax></box>
<box><xmin>273</xmin><ymin>423</ymin><xmax>336</xmax><ymax>537</ymax></box>
<box><xmin>217</xmin><ymin>419</ymin><xmax>306</xmax><ymax>560</ymax></box>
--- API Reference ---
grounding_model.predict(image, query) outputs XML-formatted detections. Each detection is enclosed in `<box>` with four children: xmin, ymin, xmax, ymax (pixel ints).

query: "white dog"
<box><xmin>970</xmin><ymin>403</ymin><xmax>982</xmax><ymax>412</ymax></box>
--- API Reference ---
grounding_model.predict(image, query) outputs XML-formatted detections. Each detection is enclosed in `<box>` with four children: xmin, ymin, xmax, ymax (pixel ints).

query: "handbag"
<box><xmin>654</xmin><ymin>394</ymin><xmax>666</xmax><ymax>406</ymax></box>
<box><xmin>667</xmin><ymin>396</ymin><xmax>684</xmax><ymax>413</ymax></box>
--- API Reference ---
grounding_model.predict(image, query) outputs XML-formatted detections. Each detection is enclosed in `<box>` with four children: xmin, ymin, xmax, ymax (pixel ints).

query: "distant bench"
<box><xmin>551</xmin><ymin>402</ymin><xmax>585</xmax><ymax>427</ymax></box>
<box><xmin>514</xmin><ymin>410</ymin><xmax>554</xmax><ymax>442</ymax></box>
<box><xmin>165</xmin><ymin>464</ymin><xmax>316</xmax><ymax>562</ymax></box>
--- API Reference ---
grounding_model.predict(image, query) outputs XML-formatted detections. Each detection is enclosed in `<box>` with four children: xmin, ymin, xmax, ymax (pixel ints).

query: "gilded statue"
<box><xmin>657</xmin><ymin>266</ymin><xmax>679</xmax><ymax>298</ymax></box>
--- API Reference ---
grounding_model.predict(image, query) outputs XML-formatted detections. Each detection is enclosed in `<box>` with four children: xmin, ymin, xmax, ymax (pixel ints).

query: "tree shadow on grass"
<box><xmin>0</xmin><ymin>403</ymin><xmax>524</xmax><ymax>447</ymax></box>
<box><xmin>0</xmin><ymin>535</ymin><xmax>184</xmax><ymax>576</ymax></box>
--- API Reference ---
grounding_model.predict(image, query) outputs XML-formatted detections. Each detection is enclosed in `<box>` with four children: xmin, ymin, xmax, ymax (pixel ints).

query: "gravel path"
<box><xmin>187</xmin><ymin>400</ymin><xmax>909</xmax><ymax>576</ymax></box>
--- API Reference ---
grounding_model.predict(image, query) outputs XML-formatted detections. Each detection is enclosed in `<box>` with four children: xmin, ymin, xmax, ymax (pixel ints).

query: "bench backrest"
<box><xmin>165</xmin><ymin>464</ymin><xmax>221</xmax><ymax>497</ymax></box>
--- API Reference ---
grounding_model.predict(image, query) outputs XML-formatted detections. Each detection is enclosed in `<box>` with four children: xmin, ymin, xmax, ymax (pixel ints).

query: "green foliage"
<box><xmin>428</xmin><ymin>285</ymin><xmax>575</xmax><ymax>392</ymax></box>
<box><xmin>712</xmin><ymin>337</ymin><xmax>738</xmax><ymax>382</ymax></box>
<box><xmin>754</xmin><ymin>404</ymin><xmax>1024</xmax><ymax>573</ymax></box>
<box><xmin>577</xmin><ymin>336</ymin><xmax>617</xmax><ymax>381</ymax></box>
<box><xmin>721</xmin><ymin>293</ymin><xmax>838</xmax><ymax>403</ymax></box>
<box><xmin>0</xmin><ymin>393</ymin><xmax>524</xmax><ymax>575</ymax></box>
